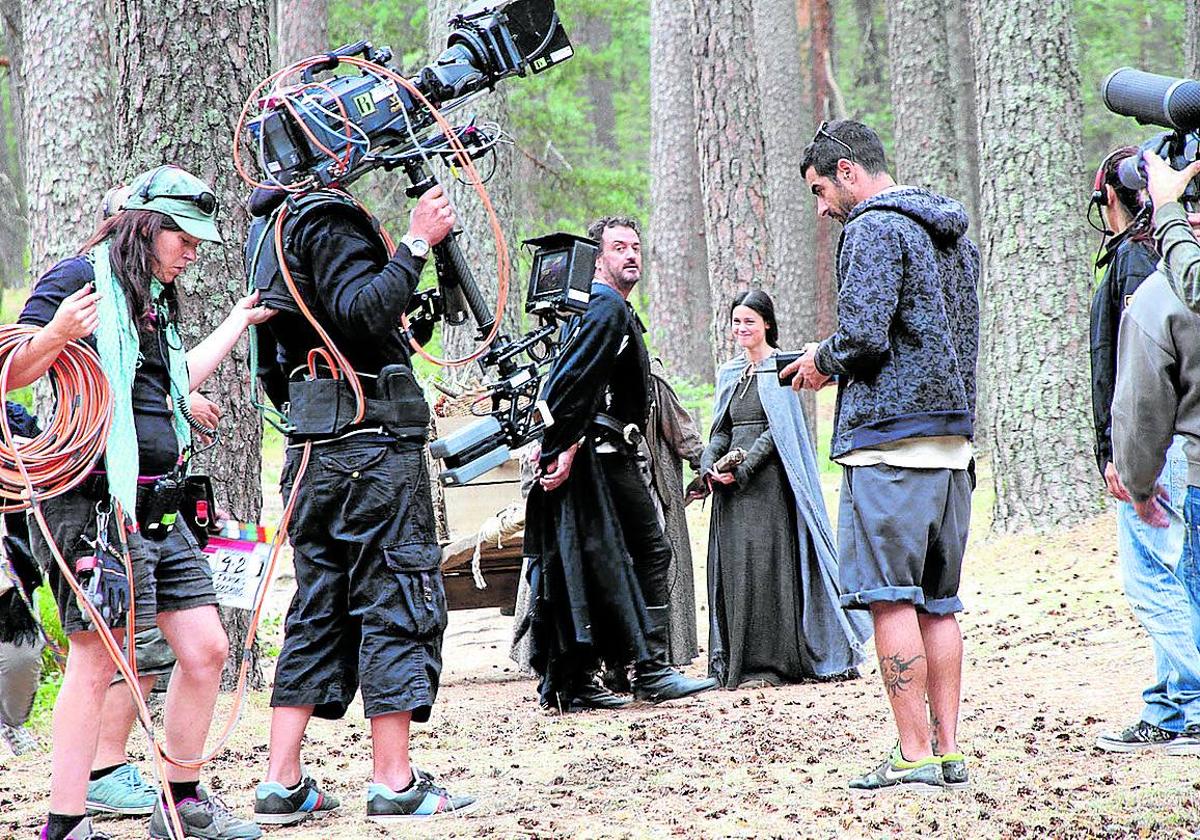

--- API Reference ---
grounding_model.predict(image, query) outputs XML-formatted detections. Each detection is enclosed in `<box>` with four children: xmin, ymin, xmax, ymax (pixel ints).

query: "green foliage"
<box><xmin>28</xmin><ymin>584</ymin><xmax>67</xmax><ymax>729</ymax></box>
<box><xmin>1077</xmin><ymin>0</ymin><xmax>1186</xmax><ymax>164</ymax></box>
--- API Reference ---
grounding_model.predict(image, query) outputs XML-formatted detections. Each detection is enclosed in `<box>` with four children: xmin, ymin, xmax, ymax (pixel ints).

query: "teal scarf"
<box><xmin>89</xmin><ymin>241</ymin><xmax>192</xmax><ymax>515</ymax></box>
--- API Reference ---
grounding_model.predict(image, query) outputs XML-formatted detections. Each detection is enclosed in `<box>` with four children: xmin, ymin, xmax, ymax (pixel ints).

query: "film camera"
<box><xmin>247</xmin><ymin>0</ymin><xmax>573</xmax><ymax>189</ymax></box>
<box><xmin>430</xmin><ymin>234</ymin><xmax>598</xmax><ymax>486</ymax></box>
<box><xmin>1102</xmin><ymin>68</ymin><xmax>1200</xmax><ymax>206</ymax></box>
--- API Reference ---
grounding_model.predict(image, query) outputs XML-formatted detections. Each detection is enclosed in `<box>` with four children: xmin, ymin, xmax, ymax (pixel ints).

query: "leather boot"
<box><xmin>569</xmin><ymin>676</ymin><xmax>632</xmax><ymax>710</ymax></box>
<box><xmin>633</xmin><ymin>605</ymin><xmax>718</xmax><ymax>702</ymax></box>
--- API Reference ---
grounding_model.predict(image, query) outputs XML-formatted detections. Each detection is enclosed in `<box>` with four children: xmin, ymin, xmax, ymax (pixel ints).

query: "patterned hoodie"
<box><xmin>814</xmin><ymin>187</ymin><xmax>980</xmax><ymax>460</ymax></box>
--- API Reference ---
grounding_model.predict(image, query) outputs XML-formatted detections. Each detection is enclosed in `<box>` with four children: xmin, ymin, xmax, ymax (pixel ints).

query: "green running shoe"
<box><xmin>86</xmin><ymin>763</ymin><xmax>159</xmax><ymax>816</ymax></box>
<box><xmin>938</xmin><ymin>752</ymin><xmax>970</xmax><ymax>790</ymax></box>
<box><xmin>848</xmin><ymin>743</ymin><xmax>945</xmax><ymax>794</ymax></box>
<box><xmin>366</xmin><ymin>768</ymin><xmax>478</xmax><ymax>823</ymax></box>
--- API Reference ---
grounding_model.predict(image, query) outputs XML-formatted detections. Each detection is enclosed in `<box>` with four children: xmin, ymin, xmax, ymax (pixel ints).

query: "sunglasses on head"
<box><xmin>138</xmin><ymin>165</ymin><xmax>218</xmax><ymax>217</ymax></box>
<box><xmin>813</xmin><ymin>120</ymin><xmax>855</xmax><ymax>163</ymax></box>
<box><xmin>145</xmin><ymin>190</ymin><xmax>218</xmax><ymax>217</ymax></box>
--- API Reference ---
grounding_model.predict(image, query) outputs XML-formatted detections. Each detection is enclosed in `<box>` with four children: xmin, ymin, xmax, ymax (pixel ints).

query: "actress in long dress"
<box><xmin>703</xmin><ymin>290</ymin><xmax>872</xmax><ymax>687</ymax></box>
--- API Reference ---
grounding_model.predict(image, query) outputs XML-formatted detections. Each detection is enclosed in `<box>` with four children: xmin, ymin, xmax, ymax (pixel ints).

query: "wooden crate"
<box><xmin>435</xmin><ymin>414</ymin><xmax>525</xmax><ymax>612</ymax></box>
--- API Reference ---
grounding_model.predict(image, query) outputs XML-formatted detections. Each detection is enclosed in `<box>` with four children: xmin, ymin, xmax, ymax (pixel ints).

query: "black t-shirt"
<box><xmin>19</xmin><ymin>255</ymin><xmax>180</xmax><ymax>476</ymax></box>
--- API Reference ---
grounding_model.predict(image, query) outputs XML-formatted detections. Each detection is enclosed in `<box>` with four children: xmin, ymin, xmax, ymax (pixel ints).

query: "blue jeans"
<box><xmin>1117</xmin><ymin>437</ymin><xmax>1200</xmax><ymax>732</ymax></box>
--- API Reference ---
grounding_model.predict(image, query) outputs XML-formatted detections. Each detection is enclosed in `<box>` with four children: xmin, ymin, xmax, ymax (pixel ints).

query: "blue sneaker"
<box><xmin>86</xmin><ymin>763</ymin><xmax>158</xmax><ymax>816</ymax></box>
<box><xmin>365</xmin><ymin>768</ymin><xmax>478</xmax><ymax>823</ymax></box>
<box><xmin>254</xmin><ymin>771</ymin><xmax>340</xmax><ymax>825</ymax></box>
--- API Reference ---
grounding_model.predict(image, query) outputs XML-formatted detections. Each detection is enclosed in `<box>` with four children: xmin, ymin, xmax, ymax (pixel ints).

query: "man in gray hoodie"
<box><xmin>781</xmin><ymin>119</ymin><xmax>979</xmax><ymax>793</ymax></box>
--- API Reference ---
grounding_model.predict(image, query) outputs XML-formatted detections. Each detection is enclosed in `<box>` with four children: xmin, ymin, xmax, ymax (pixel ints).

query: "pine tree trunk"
<box><xmin>753</xmin><ymin>0</ymin><xmax>818</xmax><ymax>436</ymax></box>
<box><xmin>277</xmin><ymin>0</ymin><xmax>327</xmax><ymax>67</ymax></box>
<box><xmin>969</xmin><ymin>0</ymin><xmax>1101</xmax><ymax>532</ymax></box>
<box><xmin>886</xmin><ymin>0</ymin><xmax>961</xmax><ymax>198</ymax></box>
<box><xmin>111</xmin><ymin>0</ymin><xmax>272</xmax><ymax>688</ymax></box>
<box><xmin>648</xmin><ymin>0</ymin><xmax>712</xmax><ymax>386</ymax></box>
<box><xmin>688</xmin><ymin>0</ymin><xmax>775</xmax><ymax>371</ymax></box>
<box><xmin>0</xmin><ymin>13</ymin><xmax>27</xmax><ymax>292</ymax></box>
<box><xmin>945</xmin><ymin>0</ymin><xmax>980</xmax><ymax>235</ymax></box>
<box><xmin>852</xmin><ymin>0</ymin><xmax>886</xmax><ymax>88</ymax></box>
<box><xmin>13</xmin><ymin>0</ymin><xmax>110</xmax><ymax>281</ymax></box>
<box><xmin>797</xmin><ymin>0</ymin><xmax>839</xmax><ymax>338</ymax></box>
<box><xmin>945</xmin><ymin>0</ymin><xmax>987</xmax><ymax>455</ymax></box>
<box><xmin>427</xmin><ymin>0</ymin><xmax>520</xmax><ymax>389</ymax></box>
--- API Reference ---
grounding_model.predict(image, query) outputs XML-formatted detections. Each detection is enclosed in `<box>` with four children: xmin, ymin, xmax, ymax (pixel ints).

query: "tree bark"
<box><xmin>852</xmin><ymin>0</ymin><xmax>886</xmax><ymax>88</ymax></box>
<box><xmin>688</xmin><ymin>0</ymin><xmax>775</xmax><ymax>371</ymax></box>
<box><xmin>886</xmin><ymin>0</ymin><xmax>961</xmax><ymax>198</ymax></box>
<box><xmin>753</xmin><ymin>0</ymin><xmax>818</xmax><ymax>436</ymax></box>
<box><xmin>111</xmin><ymin>0</ymin><xmax>272</xmax><ymax>688</ymax></box>
<box><xmin>797</xmin><ymin>0</ymin><xmax>838</xmax><ymax>338</ymax></box>
<box><xmin>648</xmin><ymin>0</ymin><xmax>712</xmax><ymax>385</ymax></box>
<box><xmin>277</xmin><ymin>0</ymin><xmax>327</xmax><ymax>67</ymax></box>
<box><xmin>427</xmin><ymin>0</ymin><xmax>520</xmax><ymax>389</ymax></box>
<box><xmin>14</xmin><ymin>0</ymin><xmax>110</xmax><ymax>281</ymax></box>
<box><xmin>945</xmin><ymin>0</ymin><xmax>980</xmax><ymax>235</ymax></box>
<box><xmin>0</xmin><ymin>11</ymin><xmax>27</xmax><ymax>292</ymax></box>
<box><xmin>969</xmin><ymin>0</ymin><xmax>1101</xmax><ymax>532</ymax></box>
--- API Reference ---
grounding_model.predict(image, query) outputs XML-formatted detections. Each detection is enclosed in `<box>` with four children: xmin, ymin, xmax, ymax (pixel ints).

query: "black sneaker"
<box><xmin>365</xmin><ymin>768</ymin><xmax>478</xmax><ymax>823</ymax></box>
<box><xmin>254</xmin><ymin>771</ymin><xmax>340</xmax><ymax>825</ymax></box>
<box><xmin>1095</xmin><ymin>721</ymin><xmax>1178</xmax><ymax>752</ymax></box>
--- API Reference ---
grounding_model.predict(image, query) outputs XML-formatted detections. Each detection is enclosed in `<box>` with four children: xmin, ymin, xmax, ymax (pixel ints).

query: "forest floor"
<box><xmin>5</xmin><ymin>468</ymin><xmax>1200</xmax><ymax>839</ymax></box>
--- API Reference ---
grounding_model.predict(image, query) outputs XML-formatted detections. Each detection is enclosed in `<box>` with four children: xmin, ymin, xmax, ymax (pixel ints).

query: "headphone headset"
<box><xmin>1090</xmin><ymin>150</ymin><xmax>1124</xmax><ymax>208</ymax></box>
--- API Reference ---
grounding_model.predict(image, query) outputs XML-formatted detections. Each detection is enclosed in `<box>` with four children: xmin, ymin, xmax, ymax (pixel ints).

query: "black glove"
<box><xmin>75</xmin><ymin>547</ymin><xmax>130</xmax><ymax>628</ymax></box>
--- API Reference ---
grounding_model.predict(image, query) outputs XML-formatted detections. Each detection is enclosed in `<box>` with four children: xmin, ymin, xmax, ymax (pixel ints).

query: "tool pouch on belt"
<box><xmin>179</xmin><ymin>475</ymin><xmax>217</xmax><ymax>549</ymax></box>
<box><xmin>138</xmin><ymin>475</ymin><xmax>184</xmax><ymax>542</ymax></box>
<box><xmin>287</xmin><ymin>364</ymin><xmax>430</xmax><ymax>441</ymax></box>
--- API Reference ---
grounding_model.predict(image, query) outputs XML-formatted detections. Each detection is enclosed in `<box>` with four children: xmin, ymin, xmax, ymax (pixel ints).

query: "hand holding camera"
<box><xmin>1143</xmin><ymin>152</ymin><xmax>1200</xmax><ymax>211</ymax></box>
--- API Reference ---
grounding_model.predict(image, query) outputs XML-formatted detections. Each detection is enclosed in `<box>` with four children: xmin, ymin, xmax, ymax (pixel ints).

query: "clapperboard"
<box><xmin>202</xmin><ymin>521</ymin><xmax>277</xmax><ymax>611</ymax></box>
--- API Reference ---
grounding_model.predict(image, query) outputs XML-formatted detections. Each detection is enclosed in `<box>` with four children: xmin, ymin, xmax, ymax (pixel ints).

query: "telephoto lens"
<box><xmin>1103</xmin><ymin>68</ymin><xmax>1200</xmax><ymax>131</ymax></box>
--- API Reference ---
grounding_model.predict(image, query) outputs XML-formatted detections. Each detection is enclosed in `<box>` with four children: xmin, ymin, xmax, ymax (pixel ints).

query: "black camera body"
<box><xmin>1103</xmin><ymin>68</ymin><xmax>1200</xmax><ymax>206</ymax></box>
<box><xmin>247</xmin><ymin>0</ymin><xmax>572</xmax><ymax>188</ymax></box>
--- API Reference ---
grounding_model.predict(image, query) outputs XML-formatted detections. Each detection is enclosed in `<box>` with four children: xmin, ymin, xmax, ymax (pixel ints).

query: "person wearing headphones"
<box><xmin>10</xmin><ymin>164</ymin><xmax>272</xmax><ymax>840</ymax></box>
<box><xmin>1087</xmin><ymin>147</ymin><xmax>1200</xmax><ymax>755</ymax></box>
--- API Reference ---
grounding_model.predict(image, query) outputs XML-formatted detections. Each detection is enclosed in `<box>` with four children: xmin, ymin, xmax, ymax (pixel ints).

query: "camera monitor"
<box><xmin>523</xmin><ymin>233</ymin><xmax>597</xmax><ymax>315</ymax></box>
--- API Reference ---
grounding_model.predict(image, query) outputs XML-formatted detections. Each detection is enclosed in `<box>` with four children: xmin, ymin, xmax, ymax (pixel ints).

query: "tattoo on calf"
<box><xmin>879</xmin><ymin>652</ymin><xmax>924</xmax><ymax>697</ymax></box>
<box><xmin>929</xmin><ymin>710</ymin><xmax>941</xmax><ymax>754</ymax></box>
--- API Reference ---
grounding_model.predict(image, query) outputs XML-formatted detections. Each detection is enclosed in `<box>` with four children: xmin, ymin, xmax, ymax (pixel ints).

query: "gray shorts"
<box><xmin>30</xmin><ymin>490</ymin><xmax>217</xmax><ymax>637</ymax></box>
<box><xmin>109</xmin><ymin>627</ymin><xmax>177</xmax><ymax>686</ymax></box>
<box><xmin>837</xmin><ymin>464</ymin><xmax>971</xmax><ymax>615</ymax></box>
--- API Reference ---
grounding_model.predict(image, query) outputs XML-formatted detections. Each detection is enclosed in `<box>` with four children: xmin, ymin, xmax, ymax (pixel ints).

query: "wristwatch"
<box><xmin>400</xmin><ymin>234</ymin><xmax>430</xmax><ymax>260</ymax></box>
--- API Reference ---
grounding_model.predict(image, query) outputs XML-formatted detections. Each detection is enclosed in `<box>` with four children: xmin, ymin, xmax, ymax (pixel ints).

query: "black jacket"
<box><xmin>1089</xmin><ymin>236</ymin><xmax>1159</xmax><ymax>475</ymax></box>
<box><xmin>246</xmin><ymin>188</ymin><xmax>425</xmax><ymax>390</ymax></box>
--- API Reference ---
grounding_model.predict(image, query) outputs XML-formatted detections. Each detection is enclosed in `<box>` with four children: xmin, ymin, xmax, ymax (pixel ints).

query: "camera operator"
<box><xmin>1110</xmin><ymin>150</ymin><xmax>1200</xmax><ymax>756</ymax></box>
<box><xmin>247</xmin><ymin>182</ymin><xmax>476</xmax><ymax>825</ymax></box>
<box><xmin>1087</xmin><ymin>148</ymin><xmax>1200</xmax><ymax>754</ymax></box>
<box><xmin>524</xmin><ymin>216</ymin><xmax>717</xmax><ymax>712</ymax></box>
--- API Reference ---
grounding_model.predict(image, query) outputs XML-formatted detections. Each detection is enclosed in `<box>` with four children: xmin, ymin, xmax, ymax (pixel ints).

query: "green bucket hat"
<box><xmin>122</xmin><ymin>165</ymin><xmax>223</xmax><ymax>243</ymax></box>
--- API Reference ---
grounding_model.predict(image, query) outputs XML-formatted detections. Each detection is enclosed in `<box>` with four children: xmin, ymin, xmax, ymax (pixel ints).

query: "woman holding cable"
<box><xmin>8</xmin><ymin>165</ymin><xmax>272</xmax><ymax>840</ymax></box>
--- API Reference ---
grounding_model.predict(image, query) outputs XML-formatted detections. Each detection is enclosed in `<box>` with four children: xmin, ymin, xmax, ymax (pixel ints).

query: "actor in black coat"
<box><xmin>525</xmin><ymin>216</ymin><xmax>716</xmax><ymax>711</ymax></box>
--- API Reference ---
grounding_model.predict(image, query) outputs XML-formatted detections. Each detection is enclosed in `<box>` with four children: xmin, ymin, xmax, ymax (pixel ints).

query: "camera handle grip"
<box><xmin>433</xmin><ymin>232</ymin><xmax>495</xmax><ymax>337</ymax></box>
<box><xmin>301</xmin><ymin>40</ymin><xmax>371</xmax><ymax>82</ymax></box>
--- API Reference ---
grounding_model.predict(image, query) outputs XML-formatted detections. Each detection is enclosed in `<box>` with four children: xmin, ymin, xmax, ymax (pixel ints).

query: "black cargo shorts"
<box><xmin>270</xmin><ymin>436</ymin><xmax>447</xmax><ymax>721</ymax></box>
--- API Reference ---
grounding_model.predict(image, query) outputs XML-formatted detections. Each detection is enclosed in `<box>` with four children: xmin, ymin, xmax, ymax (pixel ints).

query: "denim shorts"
<box><xmin>30</xmin><ymin>490</ymin><xmax>216</xmax><ymax>637</ymax></box>
<box><xmin>837</xmin><ymin>464</ymin><xmax>972</xmax><ymax>615</ymax></box>
<box><xmin>271</xmin><ymin>437</ymin><xmax>447</xmax><ymax>721</ymax></box>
